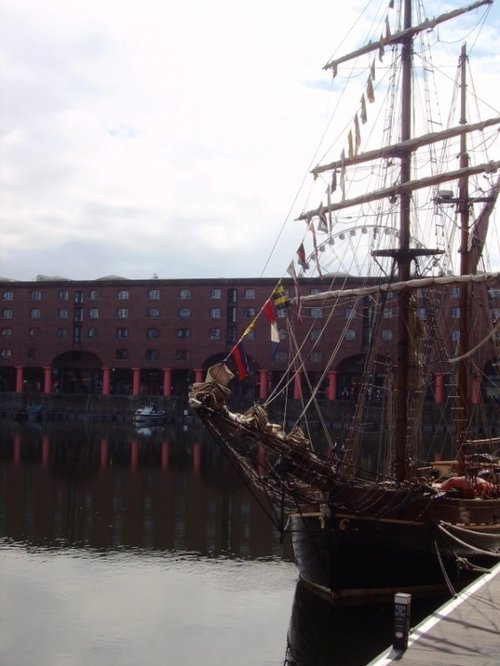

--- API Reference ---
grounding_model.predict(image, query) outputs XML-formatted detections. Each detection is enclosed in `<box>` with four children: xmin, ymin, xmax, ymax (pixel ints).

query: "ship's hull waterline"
<box><xmin>290</xmin><ymin>508</ymin><xmax>500</xmax><ymax>604</ymax></box>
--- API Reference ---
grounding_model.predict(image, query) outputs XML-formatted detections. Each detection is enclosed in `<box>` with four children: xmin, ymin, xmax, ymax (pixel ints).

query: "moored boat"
<box><xmin>133</xmin><ymin>404</ymin><xmax>166</xmax><ymax>426</ymax></box>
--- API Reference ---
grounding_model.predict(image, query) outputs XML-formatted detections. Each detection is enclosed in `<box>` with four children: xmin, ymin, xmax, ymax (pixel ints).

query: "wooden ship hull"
<box><xmin>190</xmin><ymin>387</ymin><xmax>500</xmax><ymax>602</ymax></box>
<box><xmin>290</xmin><ymin>496</ymin><xmax>500</xmax><ymax>603</ymax></box>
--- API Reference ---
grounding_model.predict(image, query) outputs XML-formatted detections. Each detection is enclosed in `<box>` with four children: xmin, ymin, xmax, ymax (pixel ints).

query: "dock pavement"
<box><xmin>368</xmin><ymin>561</ymin><xmax>500</xmax><ymax>666</ymax></box>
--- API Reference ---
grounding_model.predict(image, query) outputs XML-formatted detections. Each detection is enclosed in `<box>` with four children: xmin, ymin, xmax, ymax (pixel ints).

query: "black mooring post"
<box><xmin>393</xmin><ymin>592</ymin><xmax>412</xmax><ymax>651</ymax></box>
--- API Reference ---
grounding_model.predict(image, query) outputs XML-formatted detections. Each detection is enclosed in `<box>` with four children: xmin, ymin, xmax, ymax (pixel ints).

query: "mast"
<box><xmin>457</xmin><ymin>44</ymin><xmax>471</xmax><ymax>471</ymax></box>
<box><xmin>298</xmin><ymin>1</ymin><xmax>496</xmax><ymax>482</ymax></box>
<box><xmin>393</xmin><ymin>0</ymin><xmax>413</xmax><ymax>483</ymax></box>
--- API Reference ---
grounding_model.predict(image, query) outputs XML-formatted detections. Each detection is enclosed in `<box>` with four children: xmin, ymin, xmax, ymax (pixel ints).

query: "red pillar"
<box><xmin>194</xmin><ymin>368</ymin><xmax>203</xmax><ymax>383</ymax></box>
<box><xmin>131</xmin><ymin>439</ymin><xmax>139</xmax><ymax>469</ymax></box>
<box><xmin>13</xmin><ymin>432</ymin><xmax>21</xmax><ymax>465</ymax></box>
<box><xmin>43</xmin><ymin>366</ymin><xmax>52</xmax><ymax>394</ymax></box>
<box><xmin>435</xmin><ymin>373</ymin><xmax>444</xmax><ymax>404</ymax></box>
<box><xmin>132</xmin><ymin>368</ymin><xmax>140</xmax><ymax>396</ymax></box>
<box><xmin>42</xmin><ymin>434</ymin><xmax>50</xmax><ymax>467</ymax></box>
<box><xmin>102</xmin><ymin>367</ymin><xmax>110</xmax><ymax>395</ymax></box>
<box><xmin>100</xmin><ymin>437</ymin><xmax>109</xmax><ymax>469</ymax></box>
<box><xmin>15</xmin><ymin>366</ymin><xmax>23</xmax><ymax>393</ymax></box>
<box><xmin>161</xmin><ymin>440</ymin><xmax>170</xmax><ymax>471</ymax></box>
<box><xmin>259</xmin><ymin>369</ymin><xmax>268</xmax><ymax>400</ymax></box>
<box><xmin>327</xmin><ymin>370</ymin><xmax>338</xmax><ymax>401</ymax></box>
<box><xmin>162</xmin><ymin>368</ymin><xmax>172</xmax><ymax>397</ymax></box>
<box><xmin>193</xmin><ymin>442</ymin><xmax>201</xmax><ymax>475</ymax></box>
<box><xmin>293</xmin><ymin>371</ymin><xmax>302</xmax><ymax>400</ymax></box>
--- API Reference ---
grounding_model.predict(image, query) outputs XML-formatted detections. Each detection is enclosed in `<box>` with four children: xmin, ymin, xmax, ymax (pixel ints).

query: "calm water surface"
<box><xmin>1</xmin><ymin>546</ymin><xmax>295</xmax><ymax>666</ymax></box>
<box><xmin>0</xmin><ymin>420</ymin><xmax>445</xmax><ymax>665</ymax></box>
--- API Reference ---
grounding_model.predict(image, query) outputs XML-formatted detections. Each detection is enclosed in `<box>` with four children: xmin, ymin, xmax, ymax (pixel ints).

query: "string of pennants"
<box><xmin>225</xmin><ymin>282</ymin><xmax>293</xmax><ymax>381</ymax></box>
<box><xmin>331</xmin><ymin>0</ymin><xmax>394</xmax><ymax>171</ymax></box>
<box><xmin>301</xmin><ymin>2</ymin><xmax>395</xmax><ymax>276</ymax></box>
<box><xmin>339</xmin><ymin>35</ymin><xmax>384</xmax><ymax>167</ymax></box>
<box><xmin>225</xmin><ymin>248</ymin><xmax>312</xmax><ymax>381</ymax></box>
<box><xmin>225</xmin><ymin>2</ymin><xmax>396</xmax><ymax>380</ymax></box>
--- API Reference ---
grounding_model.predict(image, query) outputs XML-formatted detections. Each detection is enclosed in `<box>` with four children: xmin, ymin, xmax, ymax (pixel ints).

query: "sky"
<box><xmin>1</xmin><ymin>0</ymin><xmax>500</xmax><ymax>282</ymax></box>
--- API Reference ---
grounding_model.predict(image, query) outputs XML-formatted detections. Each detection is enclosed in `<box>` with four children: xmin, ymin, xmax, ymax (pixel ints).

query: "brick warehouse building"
<box><xmin>0</xmin><ymin>275</ymin><xmax>498</xmax><ymax>403</ymax></box>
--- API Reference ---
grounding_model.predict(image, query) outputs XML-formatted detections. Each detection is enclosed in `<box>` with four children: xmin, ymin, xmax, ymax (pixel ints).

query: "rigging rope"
<box><xmin>448</xmin><ymin>317</ymin><xmax>500</xmax><ymax>362</ymax></box>
<box><xmin>436</xmin><ymin>521</ymin><xmax>500</xmax><ymax>558</ymax></box>
<box><xmin>434</xmin><ymin>539</ymin><xmax>458</xmax><ymax>597</ymax></box>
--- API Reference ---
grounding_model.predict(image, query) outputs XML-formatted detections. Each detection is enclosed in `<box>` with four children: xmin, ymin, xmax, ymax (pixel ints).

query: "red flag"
<box><xmin>263</xmin><ymin>297</ymin><xmax>280</xmax><ymax>357</ymax></box>
<box><xmin>231</xmin><ymin>343</ymin><xmax>248</xmax><ymax>381</ymax></box>
<box><xmin>263</xmin><ymin>297</ymin><xmax>280</xmax><ymax>343</ymax></box>
<box><xmin>263</xmin><ymin>298</ymin><xmax>277</xmax><ymax>324</ymax></box>
<box><xmin>296</xmin><ymin>243</ymin><xmax>309</xmax><ymax>270</ymax></box>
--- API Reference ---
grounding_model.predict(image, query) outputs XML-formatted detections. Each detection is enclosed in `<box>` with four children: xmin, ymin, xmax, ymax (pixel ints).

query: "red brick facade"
<box><xmin>0</xmin><ymin>276</ymin><xmax>496</xmax><ymax>399</ymax></box>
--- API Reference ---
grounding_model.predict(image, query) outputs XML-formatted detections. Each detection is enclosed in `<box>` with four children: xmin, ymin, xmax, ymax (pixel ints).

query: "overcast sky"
<box><xmin>1</xmin><ymin>0</ymin><xmax>499</xmax><ymax>282</ymax></box>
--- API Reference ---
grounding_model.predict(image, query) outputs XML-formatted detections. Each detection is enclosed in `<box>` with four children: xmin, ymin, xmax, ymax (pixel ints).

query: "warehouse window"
<box><xmin>147</xmin><ymin>328</ymin><xmax>160</xmax><ymax>339</ymax></box>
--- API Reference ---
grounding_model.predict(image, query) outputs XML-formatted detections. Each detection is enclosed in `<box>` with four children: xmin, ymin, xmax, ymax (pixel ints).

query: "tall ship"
<box><xmin>190</xmin><ymin>0</ymin><xmax>500</xmax><ymax>603</ymax></box>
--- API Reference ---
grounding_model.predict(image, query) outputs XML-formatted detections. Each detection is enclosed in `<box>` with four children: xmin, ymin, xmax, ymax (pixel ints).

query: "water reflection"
<box><xmin>284</xmin><ymin>580</ymin><xmax>449</xmax><ymax>666</ymax></box>
<box><xmin>0</xmin><ymin>421</ymin><xmax>292</xmax><ymax>559</ymax></box>
<box><xmin>0</xmin><ymin>421</ymin><xmax>298</xmax><ymax>666</ymax></box>
<box><xmin>284</xmin><ymin>582</ymin><xmax>393</xmax><ymax>665</ymax></box>
<box><xmin>0</xmin><ymin>421</ymin><xmax>448</xmax><ymax>665</ymax></box>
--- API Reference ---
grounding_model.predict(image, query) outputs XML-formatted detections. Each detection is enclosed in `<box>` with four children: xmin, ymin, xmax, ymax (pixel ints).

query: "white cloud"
<box><xmin>1</xmin><ymin>0</ymin><xmax>499</xmax><ymax>280</ymax></box>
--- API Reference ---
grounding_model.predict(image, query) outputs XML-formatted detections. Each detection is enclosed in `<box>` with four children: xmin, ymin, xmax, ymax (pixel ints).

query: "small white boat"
<box><xmin>133</xmin><ymin>404</ymin><xmax>166</xmax><ymax>426</ymax></box>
